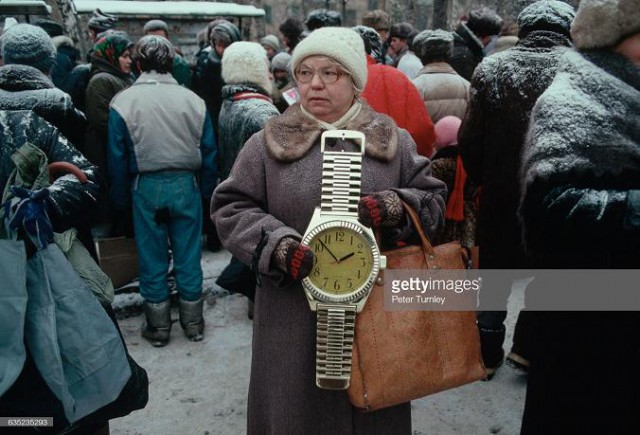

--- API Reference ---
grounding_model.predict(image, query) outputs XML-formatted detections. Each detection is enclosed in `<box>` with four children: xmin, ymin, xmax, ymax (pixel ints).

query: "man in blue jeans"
<box><xmin>107</xmin><ymin>35</ymin><xmax>217</xmax><ymax>347</ymax></box>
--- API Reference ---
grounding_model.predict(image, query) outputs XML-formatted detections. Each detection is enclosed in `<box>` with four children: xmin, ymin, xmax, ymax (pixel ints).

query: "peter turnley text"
<box><xmin>392</xmin><ymin>294</ymin><xmax>447</xmax><ymax>305</ymax></box>
<box><xmin>391</xmin><ymin>277</ymin><xmax>482</xmax><ymax>294</ymax></box>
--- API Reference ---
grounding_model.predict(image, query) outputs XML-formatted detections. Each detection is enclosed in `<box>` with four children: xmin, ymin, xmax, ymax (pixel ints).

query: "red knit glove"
<box><xmin>273</xmin><ymin>237</ymin><xmax>315</xmax><ymax>281</ymax></box>
<box><xmin>358</xmin><ymin>190</ymin><xmax>404</xmax><ymax>228</ymax></box>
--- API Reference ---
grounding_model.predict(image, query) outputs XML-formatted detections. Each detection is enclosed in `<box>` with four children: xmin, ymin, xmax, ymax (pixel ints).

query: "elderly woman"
<box><xmin>84</xmin><ymin>32</ymin><xmax>134</xmax><ymax>236</ymax></box>
<box><xmin>212</xmin><ymin>28</ymin><xmax>446</xmax><ymax>433</ymax></box>
<box><xmin>520</xmin><ymin>0</ymin><xmax>640</xmax><ymax>432</ymax></box>
<box><xmin>85</xmin><ymin>32</ymin><xmax>134</xmax><ymax>172</ymax></box>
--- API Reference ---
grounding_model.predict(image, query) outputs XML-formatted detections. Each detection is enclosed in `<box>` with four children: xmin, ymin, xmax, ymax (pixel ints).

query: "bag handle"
<box><xmin>399</xmin><ymin>200</ymin><xmax>437</xmax><ymax>257</ymax></box>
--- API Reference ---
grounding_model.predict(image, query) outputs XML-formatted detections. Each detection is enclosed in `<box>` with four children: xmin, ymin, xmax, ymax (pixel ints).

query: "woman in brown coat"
<box><xmin>212</xmin><ymin>28</ymin><xmax>446</xmax><ymax>434</ymax></box>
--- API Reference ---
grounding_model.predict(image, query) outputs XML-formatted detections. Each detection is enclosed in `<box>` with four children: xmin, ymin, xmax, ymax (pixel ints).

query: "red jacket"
<box><xmin>361</xmin><ymin>56</ymin><xmax>435</xmax><ymax>157</ymax></box>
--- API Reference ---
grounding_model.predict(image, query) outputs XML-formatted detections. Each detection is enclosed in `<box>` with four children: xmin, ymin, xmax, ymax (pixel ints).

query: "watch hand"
<box><xmin>337</xmin><ymin>252</ymin><xmax>355</xmax><ymax>262</ymax></box>
<box><xmin>319</xmin><ymin>239</ymin><xmax>339</xmax><ymax>262</ymax></box>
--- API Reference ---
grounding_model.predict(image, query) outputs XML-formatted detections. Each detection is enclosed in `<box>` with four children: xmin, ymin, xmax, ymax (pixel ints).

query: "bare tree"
<box><xmin>433</xmin><ymin>0</ymin><xmax>452</xmax><ymax>29</ymax></box>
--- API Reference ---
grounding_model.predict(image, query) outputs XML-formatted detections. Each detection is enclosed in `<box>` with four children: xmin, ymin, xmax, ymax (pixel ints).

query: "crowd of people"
<box><xmin>0</xmin><ymin>0</ymin><xmax>639</xmax><ymax>433</ymax></box>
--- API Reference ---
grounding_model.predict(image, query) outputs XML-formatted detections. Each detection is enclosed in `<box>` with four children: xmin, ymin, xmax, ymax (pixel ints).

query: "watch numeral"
<box><xmin>333</xmin><ymin>281</ymin><xmax>341</xmax><ymax>291</ymax></box>
<box><xmin>356</xmin><ymin>270</ymin><xmax>361</xmax><ymax>279</ymax></box>
<box><xmin>314</xmin><ymin>243</ymin><xmax>324</xmax><ymax>253</ymax></box>
<box><xmin>335</xmin><ymin>231</ymin><xmax>345</xmax><ymax>242</ymax></box>
<box><xmin>357</xmin><ymin>243</ymin><xmax>364</xmax><ymax>254</ymax></box>
<box><xmin>347</xmin><ymin>279</ymin><xmax>353</xmax><ymax>289</ymax></box>
<box><xmin>323</xmin><ymin>234</ymin><xmax>331</xmax><ymax>244</ymax></box>
<box><xmin>322</xmin><ymin>277</ymin><xmax>329</xmax><ymax>288</ymax></box>
<box><xmin>313</xmin><ymin>267</ymin><xmax>320</xmax><ymax>276</ymax></box>
<box><xmin>359</xmin><ymin>257</ymin><xmax>366</xmax><ymax>267</ymax></box>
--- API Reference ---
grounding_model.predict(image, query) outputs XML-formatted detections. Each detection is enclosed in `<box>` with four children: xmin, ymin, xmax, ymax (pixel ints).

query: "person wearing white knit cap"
<box><xmin>519</xmin><ymin>0</ymin><xmax>640</xmax><ymax>433</ymax></box>
<box><xmin>211</xmin><ymin>26</ymin><xmax>446</xmax><ymax>434</ymax></box>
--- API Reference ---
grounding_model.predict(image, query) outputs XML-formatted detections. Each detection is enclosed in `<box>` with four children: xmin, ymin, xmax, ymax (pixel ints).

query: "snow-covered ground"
<box><xmin>110</xmin><ymin>249</ymin><xmax>526</xmax><ymax>435</ymax></box>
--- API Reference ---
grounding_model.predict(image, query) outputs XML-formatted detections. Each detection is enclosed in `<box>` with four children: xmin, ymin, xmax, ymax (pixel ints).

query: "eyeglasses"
<box><xmin>295</xmin><ymin>66</ymin><xmax>346</xmax><ymax>84</ymax></box>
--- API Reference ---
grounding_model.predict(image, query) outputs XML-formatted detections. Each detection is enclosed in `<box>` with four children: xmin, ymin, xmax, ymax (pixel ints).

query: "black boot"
<box><xmin>479</xmin><ymin>325</ymin><xmax>506</xmax><ymax>380</ymax></box>
<box><xmin>142</xmin><ymin>300</ymin><xmax>171</xmax><ymax>347</ymax></box>
<box><xmin>179</xmin><ymin>297</ymin><xmax>205</xmax><ymax>341</ymax></box>
<box><xmin>507</xmin><ymin>310</ymin><xmax>535</xmax><ymax>374</ymax></box>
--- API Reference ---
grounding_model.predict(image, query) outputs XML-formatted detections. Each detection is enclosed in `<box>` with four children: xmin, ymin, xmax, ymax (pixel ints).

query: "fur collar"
<box><xmin>222</xmin><ymin>83</ymin><xmax>271</xmax><ymax>100</ymax></box>
<box><xmin>518</xmin><ymin>30</ymin><xmax>572</xmax><ymax>51</ymax></box>
<box><xmin>264</xmin><ymin>102</ymin><xmax>398</xmax><ymax>162</ymax></box>
<box><xmin>524</xmin><ymin>48</ymin><xmax>640</xmax><ymax>191</ymax></box>
<box><xmin>0</xmin><ymin>64</ymin><xmax>53</xmax><ymax>92</ymax></box>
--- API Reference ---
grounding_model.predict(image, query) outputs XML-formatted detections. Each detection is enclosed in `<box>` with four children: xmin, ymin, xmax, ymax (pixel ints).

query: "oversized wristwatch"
<box><xmin>302</xmin><ymin>130</ymin><xmax>386</xmax><ymax>390</ymax></box>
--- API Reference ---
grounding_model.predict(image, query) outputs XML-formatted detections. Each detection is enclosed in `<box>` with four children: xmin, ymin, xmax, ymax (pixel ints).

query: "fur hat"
<box><xmin>1</xmin><ymin>24</ymin><xmax>56</xmax><ymax>73</ymax></box>
<box><xmin>143</xmin><ymin>19</ymin><xmax>169</xmax><ymax>35</ymax></box>
<box><xmin>260</xmin><ymin>34</ymin><xmax>280</xmax><ymax>52</ymax></box>
<box><xmin>362</xmin><ymin>10</ymin><xmax>391</xmax><ymax>32</ymax></box>
<box><xmin>279</xmin><ymin>17</ymin><xmax>304</xmax><ymax>40</ymax></box>
<box><xmin>52</xmin><ymin>35</ymin><xmax>76</xmax><ymax>50</ymax></box>
<box><xmin>222</xmin><ymin>41</ymin><xmax>272</xmax><ymax>93</ymax></box>
<box><xmin>571</xmin><ymin>0</ymin><xmax>640</xmax><ymax>49</ymax></box>
<box><xmin>88</xmin><ymin>8</ymin><xmax>118</xmax><ymax>33</ymax></box>
<box><xmin>434</xmin><ymin>116</ymin><xmax>462</xmax><ymax>150</ymax></box>
<box><xmin>33</xmin><ymin>18</ymin><xmax>63</xmax><ymax>37</ymax></box>
<box><xmin>517</xmin><ymin>1</ymin><xmax>575</xmax><ymax>39</ymax></box>
<box><xmin>467</xmin><ymin>7</ymin><xmax>503</xmax><ymax>36</ymax></box>
<box><xmin>210</xmin><ymin>21</ymin><xmax>241</xmax><ymax>47</ymax></box>
<box><xmin>413</xmin><ymin>29</ymin><xmax>454</xmax><ymax>65</ymax></box>
<box><xmin>390</xmin><ymin>22</ymin><xmax>415</xmax><ymax>41</ymax></box>
<box><xmin>271</xmin><ymin>51</ymin><xmax>291</xmax><ymax>71</ymax></box>
<box><xmin>352</xmin><ymin>25</ymin><xmax>384</xmax><ymax>63</ymax></box>
<box><xmin>305</xmin><ymin>9</ymin><xmax>342</xmax><ymax>31</ymax></box>
<box><xmin>291</xmin><ymin>27</ymin><xmax>367</xmax><ymax>92</ymax></box>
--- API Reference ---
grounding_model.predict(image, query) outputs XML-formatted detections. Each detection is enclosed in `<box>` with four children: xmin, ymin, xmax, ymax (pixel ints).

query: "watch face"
<box><xmin>303</xmin><ymin>221</ymin><xmax>378</xmax><ymax>301</ymax></box>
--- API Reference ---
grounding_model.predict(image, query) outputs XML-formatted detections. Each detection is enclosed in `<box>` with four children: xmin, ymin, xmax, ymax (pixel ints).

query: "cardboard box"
<box><xmin>96</xmin><ymin>237</ymin><xmax>139</xmax><ymax>289</ymax></box>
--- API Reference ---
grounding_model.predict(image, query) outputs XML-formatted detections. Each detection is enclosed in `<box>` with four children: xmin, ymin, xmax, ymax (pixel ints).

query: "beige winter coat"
<box><xmin>412</xmin><ymin>62</ymin><xmax>470</xmax><ymax>123</ymax></box>
<box><xmin>211</xmin><ymin>102</ymin><xmax>446</xmax><ymax>434</ymax></box>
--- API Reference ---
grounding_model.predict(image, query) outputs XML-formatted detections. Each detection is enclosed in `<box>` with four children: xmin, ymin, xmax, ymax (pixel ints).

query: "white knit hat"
<box><xmin>222</xmin><ymin>41</ymin><xmax>272</xmax><ymax>94</ymax></box>
<box><xmin>291</xmin><ymin>27</ymin><xmax>367</xmax><ymax>92</ymax></box>
<box><xmin>571</xmin><ymin>0</ymin><xmax>640</xmax><ymax>49</ymax></box>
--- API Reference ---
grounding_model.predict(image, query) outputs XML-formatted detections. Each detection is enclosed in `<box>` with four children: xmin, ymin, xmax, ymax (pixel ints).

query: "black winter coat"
<box><xmin>458</xmin><ymin>31</ymin><xmax>572</xmax><ymax>268</ymax></box>
<box><xmin>51</xmin><ymin>45</ymin><xmax>80</xmax><ymax>91</ymax></box>
<box><xmin>0</xmin><ymin>64</ymin><xmax>87</xmax><ymax>151</ymax></box>
<box><xmin>518</xmin><ymin>48</ymin><xmax>640</xmax><ymax>435</ymax></box>
<box><xmin>0</xmin><ymin>110</ymin><xmax>99</xmax><ymax>232</ymax></box>
<box><xmin>191</xmin><ymin>48</ymin><xmax>224</xmax><ymax>138</ymax></box>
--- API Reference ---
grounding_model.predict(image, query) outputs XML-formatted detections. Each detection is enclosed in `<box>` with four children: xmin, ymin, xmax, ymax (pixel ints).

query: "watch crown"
<box><xmin>380</xmin><ymin>255</ymin><xmax>387</xmax><ymax>270</ymax></box>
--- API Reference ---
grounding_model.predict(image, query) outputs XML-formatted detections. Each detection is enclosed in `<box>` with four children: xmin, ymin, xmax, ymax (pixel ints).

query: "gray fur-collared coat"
<box><xmin>519</xmin><ymin>48</ymin><xmax>640</xmax><ymax>434</ymax></box>
<box><xmin>212</xmin><ymin>102</ymin><xmax>446</xmax><ymax>434</ymax></box>
<box><xmin>218</xmin><ymin>83</ymin><xmax>279</xmax><ymax>181</ymax></box>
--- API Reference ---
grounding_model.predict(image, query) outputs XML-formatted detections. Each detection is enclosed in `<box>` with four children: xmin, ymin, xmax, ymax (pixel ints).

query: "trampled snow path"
<box><xmin>110</xmin><ymin>249</ymin><xmax>526</xmax><ymax>434</ymax></box>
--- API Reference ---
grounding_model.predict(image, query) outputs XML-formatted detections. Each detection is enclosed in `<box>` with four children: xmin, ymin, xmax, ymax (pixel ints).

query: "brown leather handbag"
<box><xmin>347</xmin><ymin>202</ymin><xmax>486</xmax><ymax>411</ymax></box>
